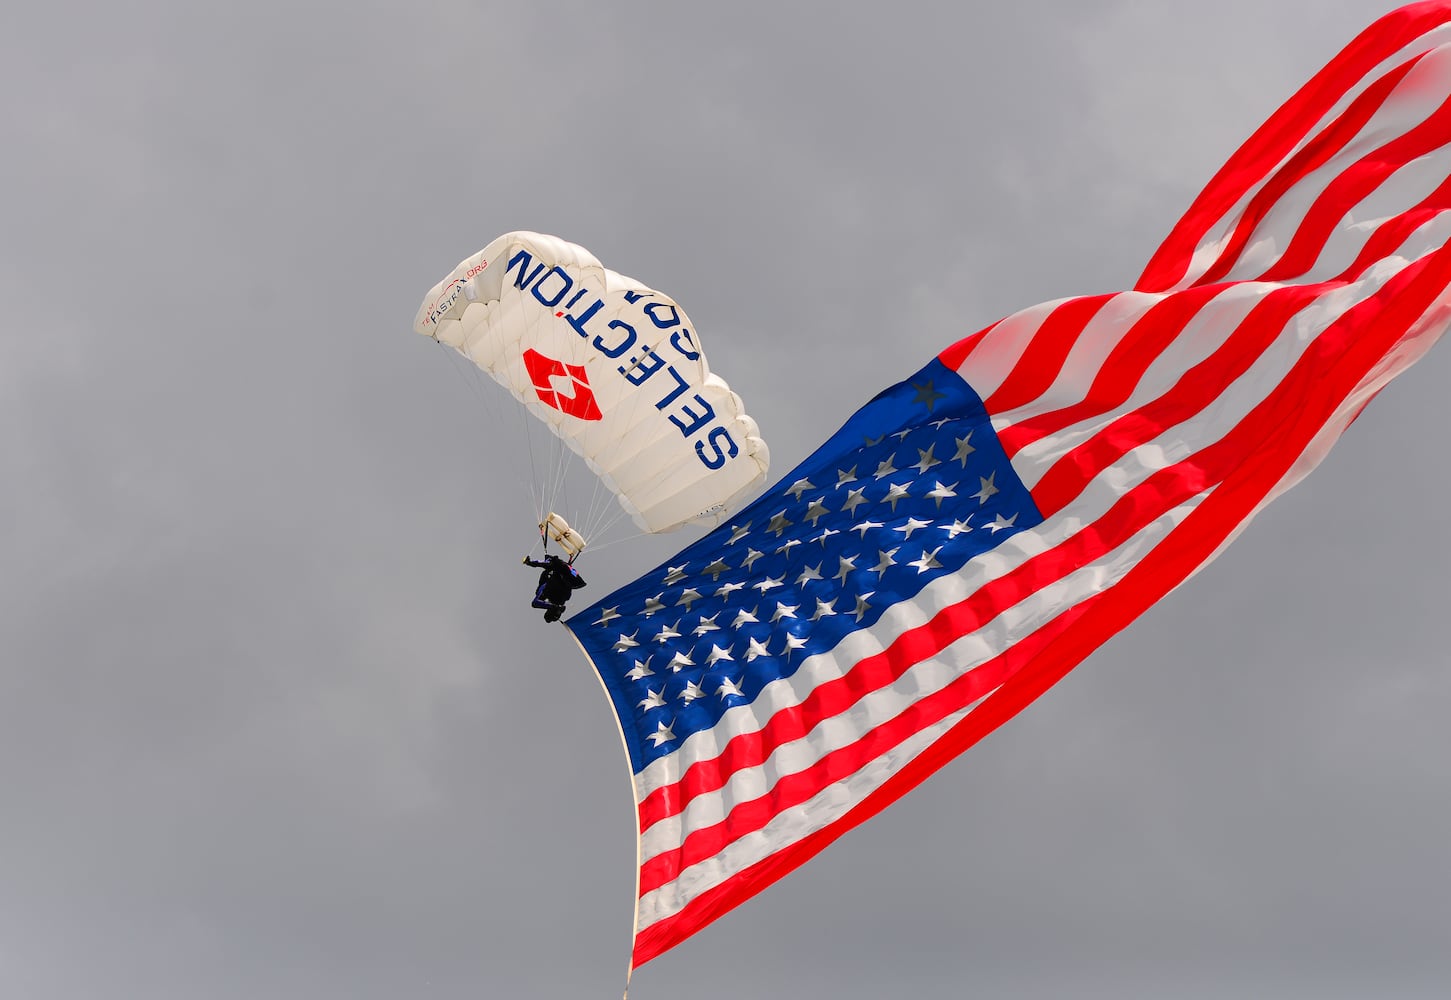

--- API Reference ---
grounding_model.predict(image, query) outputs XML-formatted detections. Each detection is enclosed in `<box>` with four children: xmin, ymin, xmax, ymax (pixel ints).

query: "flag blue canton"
<box><xmin>570</xmin><ymin>359</ymin><xmax>1044</xmax><ymax>772</ymax></box>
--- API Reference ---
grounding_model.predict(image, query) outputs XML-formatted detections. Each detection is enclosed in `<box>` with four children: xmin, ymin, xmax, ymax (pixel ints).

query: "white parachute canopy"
<box><xmin>415</xmin><ymin>232</ymin><xmax>770</xmax><ymax>534</ymax></box>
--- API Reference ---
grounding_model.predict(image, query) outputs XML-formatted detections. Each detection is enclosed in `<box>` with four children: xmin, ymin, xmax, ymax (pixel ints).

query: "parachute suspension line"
<box><xmin>581</xmin><ymin>464</ymin><xmax>634</xmax><ymax>542</ymax></box>
<box><xmin>581</xmin><ymin>469</ymin><xmax>605</xmax><ymax>539</ymax></box>
<box><xmin>577</xmin><ymin>436</ymin><xmax>621</xmax><ymax>551</ymax></box>
<box><xmin>574</xmin><ymin>526</ymin><xmax>647</xmax><ymax>556</ymax></box>
<box><xmin>573</xmin><ymin>343</ymin><xmax>664</xmax><ymax>544</ymax></box>
<box><xmin>516</xmin><ymin>394</ymin><xmax>548</xmax><ymax>529</ymax></box>
<box><xmin>552</xmin><ymin>432</ymin><xmax>572</xmax><ymax>519</ymax></box>
<box><xmin>438</xmin><ymin>342</ymin><xmax>542</xmax><ymax>520</ymax></box>
<box><xmin>542</xmin><ymin>427</ymin><xmax>572</xmax><ymax>534</ymax></box>
<box><xmin>436</xmin><ymin>339</ymin><xmax>483</xmax><ymax>404</ymax></box>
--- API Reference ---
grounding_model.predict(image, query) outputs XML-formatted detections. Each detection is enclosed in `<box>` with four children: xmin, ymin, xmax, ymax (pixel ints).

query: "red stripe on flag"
<box><xmin>981</xmin><ymin>293</ymin><xmax>1116</xmax><ymax>414</ymax></box>
<box><xmin>1262</xmin><ymin>92</ymin><xmax>1451</xmax><ymax>284</ymax></box>
<box><xmin>1029</xmin><ymin>282</ymin><xmax>1326</xmax><ymax>517</ymax></box>
<box><xmin>996</xmin><ymin>284</ymin><xmax>1224</xmax><ymax>457</ymax></box>
<box><xmin>1138</xmin><ymin>2</ymin><xmax>1451</xmax><ymax>291</ymax></box>
<box><xmin>1337</xmin><ymin>175</ymin><xmax>1451</xmax><ymax>280</ymax></box>
<box><xmin>1193</xmin><ymin>54</ymin><xmax>1425</xmax><ymax>287</ymax></box>
<box><xmin>936</xmin><ymin>319</ymin><xmax>1001</xmax><ymax>371</ymax></box>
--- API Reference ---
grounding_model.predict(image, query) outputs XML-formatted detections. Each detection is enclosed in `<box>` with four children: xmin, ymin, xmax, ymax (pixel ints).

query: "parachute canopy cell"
<box><xmin>414</xmin><ymin>232</ymin><xmax>770</xmax><ymax>534</ymax></box>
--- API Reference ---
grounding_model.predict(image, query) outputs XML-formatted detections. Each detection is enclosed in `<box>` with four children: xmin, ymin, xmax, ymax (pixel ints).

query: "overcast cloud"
<box><xmin>3</xmin><ymin>2</ymin><xmax>1447</xmax><ymax>998</ymax></box>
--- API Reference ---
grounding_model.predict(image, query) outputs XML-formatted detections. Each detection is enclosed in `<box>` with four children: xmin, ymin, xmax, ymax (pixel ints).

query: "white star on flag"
<box><xmin>909</xmin><ymin>547</ymin><xmax>944</xmax><ymax>573</ymax></box>
<box><xmin>953</xmin><ymin>433</ymin><xmax>975</xmax><ymax>466</ymax></box>
<box><xmin>986</xmin><ymin>512</ymin><xmax>1019</xmax><ymax>533</ymax></box>
<box><xmin>895</xmin><ymin>516</ymin><xmax>932</xmax><ymax>539</ymax></box>
<box><xmin>716</xmin><ymin>677</ymin><xmax>746</xmax><ymax>699</ymax></box>
<box><xmin>852</xmin><ymin>592</ymin><xmax>875</xmax><ymax>622</ymax></box>
<box><xmin>926</xmin><ymin>481</ymin><xmax>959</xmax><ymax>508</ymax></box>
<box><xmin>941</xmin><ymin>518</ymin><xmax>973</xmax><ymax>538</ymax></box>
<box><xmin>972</xmin><ymin>472</ymin><xmax>999</xmax><ymax>504</ymax></box>
<box><xmin>785</xmin><ymin>477</ymin><xmax>815</xmax><ymax>500</ymax></box>
<box><xmin>883</xmin><ymin>483</ymin><xmax>911</xmax><ymax>510</ymax></box>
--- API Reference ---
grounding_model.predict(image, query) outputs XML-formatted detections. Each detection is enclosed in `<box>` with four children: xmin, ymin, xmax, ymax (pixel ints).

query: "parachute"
<box><xmin>414</xmin><ymin>232</ymin><xmax>769</xmax><ymax>536</ymax></box>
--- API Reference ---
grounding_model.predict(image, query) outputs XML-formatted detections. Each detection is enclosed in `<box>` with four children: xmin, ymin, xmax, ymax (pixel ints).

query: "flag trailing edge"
<box><xmin>566</xmin><ymin>1</ymin><xmax>1451</xmax><ymax>972</ymax></box>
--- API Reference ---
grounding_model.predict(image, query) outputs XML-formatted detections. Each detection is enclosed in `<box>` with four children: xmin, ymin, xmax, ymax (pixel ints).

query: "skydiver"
<box><xmin>523</xmin><ymin>553</ymin><xmax>586</xmax><ymax>623</ymax></box>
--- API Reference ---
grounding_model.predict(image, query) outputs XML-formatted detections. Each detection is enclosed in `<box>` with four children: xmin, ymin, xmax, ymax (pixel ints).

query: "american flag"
<box><xmin>567</xmin><ymin>2</ymin><xmax>1451</xmax><ymax>972</ymax></box>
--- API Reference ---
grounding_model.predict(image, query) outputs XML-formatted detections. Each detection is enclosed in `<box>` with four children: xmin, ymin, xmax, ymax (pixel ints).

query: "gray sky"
<box><xmin>4</xmin><ymin>2</ymin><xmax>1448</xmax><ymax>998</ymax></box>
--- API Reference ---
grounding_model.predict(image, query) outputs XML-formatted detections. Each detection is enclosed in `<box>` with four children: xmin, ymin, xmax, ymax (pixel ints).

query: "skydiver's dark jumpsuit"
<box><xmin>523</xmin><ymin>555</ymin><xmax>586</xmax><ymax>622</ymax></box>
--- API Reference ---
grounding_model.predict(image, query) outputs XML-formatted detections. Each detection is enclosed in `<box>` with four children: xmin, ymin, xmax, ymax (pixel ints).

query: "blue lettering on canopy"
<box><xmin>506</xmin><ymin>249</ymin><xmax>545</xmax><ymax>289</ymax></box>
<box><xmin>594</xmin><ymin>320</ymin><xmax>636</xmax><ymax>359</ymax></box>
<box><xmin>502</xmin><ymin>247</ymin><xmax>740</xmax><ymax>471</ymax></box>
<box><xmin>532</xmin><ymin>266</ymin><xmax>573</xmax><ymax>307</ymax></box>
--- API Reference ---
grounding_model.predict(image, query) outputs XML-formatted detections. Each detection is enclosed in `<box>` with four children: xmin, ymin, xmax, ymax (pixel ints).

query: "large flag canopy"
<box><xmin>566</xmin><ymin>1</ymin><xmax>1451</xmax><ymax>973</ymax></box>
